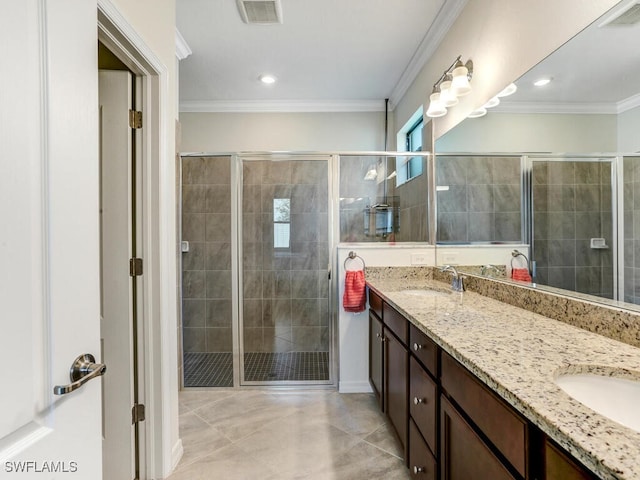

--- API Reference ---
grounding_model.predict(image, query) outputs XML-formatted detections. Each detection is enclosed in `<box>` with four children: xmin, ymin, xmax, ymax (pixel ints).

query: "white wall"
<box><xmin>618</xmin><ymin>105</ymin><xmax>640</xmax><ymax>153</ymax></box>
<box><xmin>180</xmin><ymin>111</ymin><xmax>386</xmax><ymax>152</ymax></box>
<box><xmin>393</xmin><ymin>0</ymin><xmax>620</xmax><ymax>146</ymax></box>
<box><xmin>435</xmin><ymin>112</ymin><xmax>618</xmax><ymax>153</ymax></box>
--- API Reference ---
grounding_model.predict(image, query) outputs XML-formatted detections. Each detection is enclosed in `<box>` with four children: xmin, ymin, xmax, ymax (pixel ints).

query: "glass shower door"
<box><xmin>530</xmin><ymin>158</ymin><xmax>615</xmax><ymax>298</ymax></box>
<box><xmin>240</xmin><ymin>156</ymin><xmax>332</xmax><ymax>384</ymax></box>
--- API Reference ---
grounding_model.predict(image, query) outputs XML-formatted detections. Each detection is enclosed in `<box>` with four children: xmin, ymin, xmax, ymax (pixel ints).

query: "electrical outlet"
<box><xmin>440</xmin><ymin>253</ymin><xmax>458</xmax><ymax>264</ymax></box>
<box><xmin>411</xmin><ymin>253</ymin><xmax>429</xmax><ymax>265</ymax></box>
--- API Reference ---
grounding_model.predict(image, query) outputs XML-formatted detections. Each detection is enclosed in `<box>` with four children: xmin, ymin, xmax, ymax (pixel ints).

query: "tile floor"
<box><xmin>168</xmin><ymin>389</ymin><xmax>411</xmax><ymax>480</ymax></box>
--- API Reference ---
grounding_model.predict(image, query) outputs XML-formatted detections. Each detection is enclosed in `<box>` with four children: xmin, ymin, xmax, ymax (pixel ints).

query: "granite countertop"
<box><xmin>366</xmin><ymin>276</ymin><xmax>640</xmax><ymax>480</ymax></box>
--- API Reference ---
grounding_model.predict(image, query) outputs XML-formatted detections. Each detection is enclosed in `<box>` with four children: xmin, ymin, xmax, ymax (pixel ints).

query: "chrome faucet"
<box><xmin>439</xmin><ymin>265</ymin><xmax>465</xmax><ymax>292</ymax></box>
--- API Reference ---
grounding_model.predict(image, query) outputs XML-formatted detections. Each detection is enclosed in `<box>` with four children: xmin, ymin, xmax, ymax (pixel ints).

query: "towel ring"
<box><xmin>344</xmin><ymin>251</ymin><xmax>366</xmax><ymax>270</ymax></box>
<box><xmin>510</xmin><ymin>249</ymin><xmax>530</xmax><ymax>271</ymax></box>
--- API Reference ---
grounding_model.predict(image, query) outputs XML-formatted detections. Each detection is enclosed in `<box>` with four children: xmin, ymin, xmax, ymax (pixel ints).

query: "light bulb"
<box><xmin>450</xmin><ymin>66</ymin><xmax>471</xmax><ymax>96</ymax></box>
<box><xmin>497</xmin><ymin>83</ymin><xmax>517</xmax><ymax>97</ymax></box>
<box><xmin>468</xmin><ymin>107</ymin><xmax>487</xmax><ymax>118</ymax></box>
<box><xmin>483</xmin><ymin>96</ymin><xmax>500</xmax><ymax>109</ymax></box>
<box><xmin>439</xmin><ymin>80</ymin><xmax>458</xmax><ymax>107</ymax></box>
<box><xmin>426</xmin><ymin>92</ymin><xmax>447</xmax><ymax>118</ymax></box>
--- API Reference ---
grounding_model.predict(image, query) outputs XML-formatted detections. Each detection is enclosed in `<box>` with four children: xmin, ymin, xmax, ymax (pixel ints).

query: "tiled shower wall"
<box><xmin>181</xmin><ymin>156</ymin><xmax>233</xmax><ymax>353</ymax></box>
<box><xmin>242</xmin><ymin>160</ymin><xmax>329</xmax><ymax>353</ymax></box>
<box><xmin>436</xmin><ymin>156</ymin><xmax>522</xmax><ymax>242</ymax></box>
<box><xmin>624</xmin><ymin>156</ymin><xmax>640</xmax><ymax>304</ymax></box>
<box><xmin>532</xmin><ymin>161</ymin><xmax>613</xmax><ymax>297</ymax></box>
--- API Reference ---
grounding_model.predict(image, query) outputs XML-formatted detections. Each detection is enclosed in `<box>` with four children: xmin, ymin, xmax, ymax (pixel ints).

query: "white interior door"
<box><xmin>0</xmin><ymin>1</ymin><xmax>102</xmax><ymax>478</ymax></box>
<box><xmin>99</xmin><ymin>70</ymin><xmax>136</xmax><ymax>480</ymax></box>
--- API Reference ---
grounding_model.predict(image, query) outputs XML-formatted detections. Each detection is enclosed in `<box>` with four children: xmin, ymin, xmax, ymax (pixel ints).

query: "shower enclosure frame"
<box><xmin>233</xmin><ymin>153</ymin><xmax>339</xmax><ymax>387</ymax></box>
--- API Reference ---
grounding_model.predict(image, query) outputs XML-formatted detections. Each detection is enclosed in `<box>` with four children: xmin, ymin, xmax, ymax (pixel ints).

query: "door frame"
<box><xmin>98</xmin><ymin>1</ymin><xmax>181</xmax><ymax>477</ymax></box>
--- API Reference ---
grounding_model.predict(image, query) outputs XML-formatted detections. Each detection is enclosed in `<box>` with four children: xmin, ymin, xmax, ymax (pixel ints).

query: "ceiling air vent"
<box><xmin>236</xmin><ymin>0</ymin><xmax>283</xmax><ymax>24</ymax></box>
<box><xmin>600</xmin><ymin>2</ymin><xmax>640</xmax><ymax>26</ymax></box>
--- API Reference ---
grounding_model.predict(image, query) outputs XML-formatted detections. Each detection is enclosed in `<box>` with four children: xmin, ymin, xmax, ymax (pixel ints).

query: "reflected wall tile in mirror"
<box><xmin>575</xmin><ymin>162</ymin><xmax>600</xmax><ymax>185</ymax></box>
<box><xmin>182</xmin><ymin>157</ymin><xmax>206</xmax><ymax>185</ymax></box>
<box><xmin>436</xmin><ymin>157</ymin><xmax>467</xmax><ymax>185</ymax></box>
<box><xmin>183</xmin><ymin>327</ymin><xmax>206</xmax><ymax>353</ymax></box>
<box><xmin>575</xmin><ymin>239</ymin><xmax>601</xmax><ymax>267</ymax></box>
<box><xmin>533</xmin><ymin>185</ymin><xmax>548</xmax><ymax>212</ymax></box>
<box><xmin>291</xmin><ymin>161</ymin><xmax>326</xmax><ymax>185</ymax></box>
<box><xmin>468</xmin><ymin>185</ymin><xmax>493</xmax><ymax>212</ymax></box>
<box><xmin>243</xmin><ymin>185</ymin><xmax>262</xmax><ymax>214</ymax></box>
<box><xmin>624</xmin><ymin>239</ymin><xmax>634</xmax><ymax>268</ymax></box>
<box><xmin>634</xmin><ymin>239</ymin><xmax>640</xmax><ymax>268</ymax></box>
<box><xmin>575</xmin><ymin>185</ymin><xmax>600</xmax><ymax>212</ymax></box>
<box><xmin>533</xmin><ymin>163</ymin><xmax>548</xmax><ymax>185</ymax></box>
<box><xmin>202</xmin><ymin>157</ymin><xmax>230</xmax><ymax>186</ymax></box>
<box><xmin>493</xmin><ymin>184</ymin><xmax>520</xmax><ymax>212</ymax></box>
<box><xmin>243</xmin><ymin>242</ymin><xmax>263</xmax><ymax>270</ymax></box>
<box><xmin>243</xmin><ymin>161</ymin><xmax>264</xmax><ymax>186</ymax></box>
<box><xmin>183</xmin><ymin>185</ymin><xmax>207</xmax><ymax>213</ymax></box>
<box><xmin>205</xmin><ymin>242</ymin><xmax>231</xmax><ymax>270</ymax></box>
<box><xmin>437</xmin><ymin>212</ymin><xmax>468</xmax><ymax>242</ymax></box>
<box><xmin>547</xmin><ymin>162</ymin><xmax>575</xmax><ymax>185</ymax></box>
<box><xmin>263</xmin><ymin>161</ymin><xmax>292</xmax><ymax>185</ymax></box>
<box><xmin>243</xmin><ymin>213</ymin><xmax>263</xmax><ymax>243</ymax></box>
<box><xmin>291</xmin><ymin>270</ymin><xmax>318</xmax><ymax>299</ymax></box>
<box><xmin>260</xmin><ymin>184</ymin><xmax>293</xmax><ymax>213</ymax></box>
<box><xmin>494</xmin><ymin>212</ymin><xmax>521</xmax><ymax>242</ymax></box>
<box><xmin>548</xmin><ymin>267</ymin><xmax>576</xmax><ymax>292</ymax></box>
<box><xmin>183</xmin><ymin>270</ymin><xmax>206</xmax><ymax>299</ymax></box>
<box><xmin>243</xmin><ymin>328</ymin><xmax>263</xmax><ymax>353</ymax></box>
<box><xmin>466</xmin><ymin>157</ymin><xmax>492</xmax><ymax>185</ymax></box>
<box><xmin>243</xmin><ymin>270</ymin><xmax>263</xmax><ymax>299</ymax></box>
<box><xmin>205</xmin><ymin>185</ymin><xmax>231</xmax><ymax>213</ymax></box>
<box><xmin>575</xmin><ymin>212</ymin><xmax>601</xmax><ymax>239</ymax></box>
<box><xmin>545</xmin><ymin>185</ymin><xmax>575</xmax><ymax>212</ymax></box>
<box><xmin>437</xmin><ymin>186</ymin><xmax>467</xmax><ymax>213</ymax></box>
<box><xmin>206</xmin><ymin>270</ymin><xmax>232</xmax><ymax>299</ymax></box>
<box><xmin>243</xmin><ymin>299</ymin><xmax>263</xmax><ymax>328</ymax></box>
<box><xmin>291</xmin><ymin>298</ymin><xmax>320</xmax><ymax>326</ymax></box>
<box><xmin>533</xmin><ymin>239</ymin><xmax>549</xmax><ymax>266</ymax></box>
<box><xmin>468</xmin><ymin>212</ymin><xmax>493</xmax><ymax>242</ymax></box>
<box><xmin>548</xmin><ymin>239</ymin><xmax>576</xmax><ymax>267</ymax></box>
<box><xmin>492</xmin><ymin>157</ymin><xmax>521</xmax><ymax>184</ymax></box>
<box><xmin>575</xmin><ymin>266</ymin><xmax>602</xmax><ymax>295</ymax></box>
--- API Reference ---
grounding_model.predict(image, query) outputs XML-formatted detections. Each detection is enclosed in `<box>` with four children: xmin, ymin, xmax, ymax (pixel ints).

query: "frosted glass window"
<box><xmin>273</xmin><ymin>198</ymin><xmax>290</xmax><ymax>248</ymax></box>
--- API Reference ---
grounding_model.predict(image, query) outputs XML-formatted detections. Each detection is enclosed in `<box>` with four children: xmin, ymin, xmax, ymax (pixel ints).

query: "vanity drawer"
<box><xmin>409</xmin><ymin>356</ymin><xmax>437</xmax><ymax>456</ymax></box>
<box><xmin>383</xmin><ymin>303</ymin><xmax>408</xmax><ymax>345</ymax></box>
<box><xmin>369</xmin><ymin>289</ymin><xmax>382</xmax><ymax>318</ymax></box>
<box><xmin>409</xmin><ymin>419</ymin><xmax>437</xmax><ymax>480</ymax></box>
<box><xmin>441</xmin><ymin>352</ymin><xmax>527</xmax><ymax>477</ymax></box>
<box><xmin>409</xmin><ymin>324</ymin><xmax>438</xmax><ymax>377</ymax></box>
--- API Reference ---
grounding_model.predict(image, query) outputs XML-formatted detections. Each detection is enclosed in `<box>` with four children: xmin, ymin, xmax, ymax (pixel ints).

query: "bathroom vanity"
<box><xmin>366</xmin><ymin>270</ymin><xmax>640</xmax><ymax>480</ymax></box>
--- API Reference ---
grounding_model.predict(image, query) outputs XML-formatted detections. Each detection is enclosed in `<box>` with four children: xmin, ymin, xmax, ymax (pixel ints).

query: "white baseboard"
<box><xmin>170</xmin><ymin>439</ymin><xmax>184</xmax><ymax>474</ymax></box>
<box><xmin>339</xmin><ymin>380</ymin><xmax>373</xmax><ymax>393</ymax></box>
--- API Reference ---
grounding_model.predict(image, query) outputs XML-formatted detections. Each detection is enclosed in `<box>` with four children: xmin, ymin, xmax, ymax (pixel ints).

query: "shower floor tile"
<box><xmin>183</xmin><ymin>351</ymin><xmax>330</xmax><ymax>387</ymax></box>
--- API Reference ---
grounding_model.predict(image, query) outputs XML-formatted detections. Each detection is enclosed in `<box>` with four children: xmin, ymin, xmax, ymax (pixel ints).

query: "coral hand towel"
<box><xmin>511</xmin><ymin>268</ymin><xmax>532</xmax><ymax>282</ymax></box>
<box><xmin>343</xmin><ymin>270</ymin><xmax>366</xmax><ymax>313</ymax></box>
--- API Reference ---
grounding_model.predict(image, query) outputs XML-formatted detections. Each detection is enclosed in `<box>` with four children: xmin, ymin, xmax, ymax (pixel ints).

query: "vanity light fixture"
<box><xmin>259</xmin><ymin>74</ymin><xmax>277</xmax><ymax>84</ymax></box>
<box><xmin>497</xmin><ymin>83</ymin><xmax>517</xmax><ymax>97</ymax></box>
<box><xmin>467</xmin><ymin>107</ymin><xmax>487</xmax><ymax>118</ymax></box>
<box><xmin>426</xmin><ymin>55</ymin><xmax>473</xmax><ymax>118</ymax></box>
<box><xmin>483</xmin><ymin>96</ymin><xmax>500</xmax><ymax>109</ymax></box>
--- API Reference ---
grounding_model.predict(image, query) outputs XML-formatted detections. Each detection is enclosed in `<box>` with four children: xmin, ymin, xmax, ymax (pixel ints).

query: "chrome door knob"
<box><xmin>414</xmin><ymin>466</ymin><xmax>425</xmax><ymax>474</ymax></box>
<box><xmin>53</xmin><ymin>353</ymin><xmax>106</xmax><ymax>395</ymax></box>
<box><xmin>414</xmin><ymin>397</ymin><xmax>425</xmax><ymax>405</ymax></box>
<box><xmin>413</xmin><ymin>343</ymin><xmax>423</xmax><ymax>351</ymax></box>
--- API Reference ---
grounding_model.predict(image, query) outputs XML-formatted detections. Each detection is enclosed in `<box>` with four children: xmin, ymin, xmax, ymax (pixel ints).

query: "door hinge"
<box><xmin>132</xmin><ymin>403</ymin><xmax>146</xmax><ymax>424</ymax></box>
<box><xmin>129</xmin><ymin>109</ymin><xmax>142</xmax><ymax>129</ymax></box>
<box><xmin>130</xmin><ymin>258</ymin><xmax>143</xmax><ymax>277</ymax></box>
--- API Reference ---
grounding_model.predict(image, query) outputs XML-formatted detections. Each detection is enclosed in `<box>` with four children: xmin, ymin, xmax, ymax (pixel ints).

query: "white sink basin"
<box><xmin>400</xmin><ymin>289</ymin><xmax>450</xmax><ymax>297</ymax></box>
<box><xmin>555</xmin><ymin>372</ymin><xmax>640</xmax><ymax>432</ymax></box>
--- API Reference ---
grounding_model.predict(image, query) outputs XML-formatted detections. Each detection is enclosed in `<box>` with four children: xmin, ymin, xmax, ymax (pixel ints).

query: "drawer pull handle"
<box><xmin>413</xmin><ymin>466</ymin><xmax>425</xmax><ymax>474</ymax></box>
<box><xmin>376</xmin><ymin>333</ymin><xmax>381</xmax><ymax>338</ymax></box>
<box><xmin>414</xmin><ymin>397</ymin><xmax>426</xmax><ymax>405</ymax></box>
<box><xmin>413</xmin><ymin>343</ymin><xmax>423</xmax><ymax>351</ymax></box>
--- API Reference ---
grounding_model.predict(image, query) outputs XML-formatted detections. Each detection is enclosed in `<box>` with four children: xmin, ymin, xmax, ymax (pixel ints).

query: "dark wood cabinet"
<box><xmin>440</xmin><ymin>395</ymin><xmax>516</xmax><ymax>480</ymax></box>
<box><xmin>409</xmin><ymin>356</ymin><xmax>437</xmax><ymax>456</ymax></box>
<box><xmin>367</xmin><ymin>288</ymin><xmax>598</xmax><ymax>480</ymax></box>
<box><xmin>385</xmin><ymin>327</ymin><xmax>408</xmax><ymax>458</ymax></box>
<box><xmin>545</xmin><ymin>438</ymin><xmax>598</xmax><ymax>480</ymax></box>
<box><xmin>409</xmin><ymin>419</ymin><xmax>437</xmax><ymax>480</ymax></box>
<box><xmin>369</xmin><ymin>312</ymin><xmax>384</xmax><ymax>410</ymax></box>
<box><xmin>441</xmin><ymin>352</ymin><xmax>527</xmax><ymax>477</ymax></box>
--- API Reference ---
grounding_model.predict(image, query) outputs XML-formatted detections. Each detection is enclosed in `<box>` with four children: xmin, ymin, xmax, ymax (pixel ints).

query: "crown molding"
<box><xmin>179</xmin><ymin>99</ymin><xmax>387</xmax><ymax>113</ymax></box>
<box><xmin>492</xmin><ymin>102</ymin><xmax>619</xmax><ymax>115</ymax></box>
<box><xmin>389</xmin><ymin>0</ymin><xmax>468</xmax><ymax>107</ymax></box>
<box><xmin>175</xmin><ymin>28</ymin><xmax>192</xmax><ymax>60</ymax></box>
<box><xmin>618</xmin><ymin>92</ymin><xmax>640</xmax><ymax>113</ymax></box>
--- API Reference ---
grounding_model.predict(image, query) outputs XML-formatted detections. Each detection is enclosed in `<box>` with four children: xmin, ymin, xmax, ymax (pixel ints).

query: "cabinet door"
<box><xmin>369</xmin><ymin>312</ymin><xmax>384</xmax><ymax>410</ymax></box>
<box><xmin>440</xmin><ymin>396</ymin><xmax>516</xmax><ymax>480</ymax></box>
<box><xmin>385</xmin><ymin>329</ymin><xmax>408</xmax><ymax>458</ymax></box>
<box><xmin>545</xmin><ymin>438</ymin><xmax>598</xmax><ymax>480</ymax></box>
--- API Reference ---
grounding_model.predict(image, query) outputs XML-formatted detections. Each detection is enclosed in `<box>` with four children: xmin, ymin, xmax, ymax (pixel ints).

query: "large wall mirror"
<box><xmin>434</xmin><ymin>0</ymin><xmax>640</xmax><ymax>310</ymax></box>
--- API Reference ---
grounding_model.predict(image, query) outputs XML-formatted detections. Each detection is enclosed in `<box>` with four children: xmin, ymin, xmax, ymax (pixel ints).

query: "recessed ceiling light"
<box><xmin>259</xmin><ymin>74</ymin><xmax>276</xmax><ymax>84</ymax></box>
<box><xmin>534</xmin><ymin>78</ymin><xmax>552</xmax><ymax>87</ymax></box>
